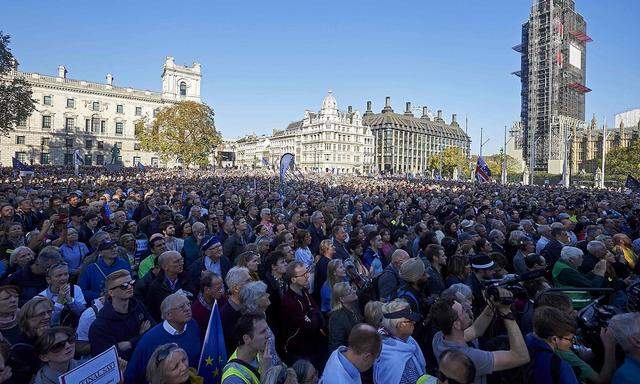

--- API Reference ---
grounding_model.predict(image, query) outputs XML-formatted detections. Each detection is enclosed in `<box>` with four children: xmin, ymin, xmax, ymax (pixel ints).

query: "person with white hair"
<box><xmin>373</xmin><ymin>299</ymin><xmax>426</xmax><ymax>383</ymax></box>
<box><xmin>535</xmin><ymin>225</ymin><xmax>552</xmax><ymax>254</ymax></box>
<box><xmin>124</xmin><ymin>292</ymin><xmax>201</xmax><ymax>383</ymax></box>
<box><xmin>610</xmin><ymin>312</ymin><xmax>640</xmax><ymax>383</ymax></box>
<box><xmin>220</xmin><ymin>266</ymin><xmax>252</xmax><ymax>354</ymax></box>
<box><xmin>552</xmin><ymin>246</ymin><xmax>607</xmax><ymax>307</ymax></box>
<box><xmin>239</xmin><ymin>281</ymin><xmax>282</xmax><ymax>367</ymax></box>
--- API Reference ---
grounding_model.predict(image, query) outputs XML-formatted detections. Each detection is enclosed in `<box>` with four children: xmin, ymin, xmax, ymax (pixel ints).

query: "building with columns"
<box><xmin>1</xmin><ymin>56</ymin><xmax>201</xmax><ymax>167</ymax></box>
<box><xmin>269</xmin><ymin>91</ymin><xmax>375</xmax><ymax>174</ymax></box>
<box><xmin>363</xmin><ymin>97</ymin><xmax>470</xmax><ymax>175</ymax></box>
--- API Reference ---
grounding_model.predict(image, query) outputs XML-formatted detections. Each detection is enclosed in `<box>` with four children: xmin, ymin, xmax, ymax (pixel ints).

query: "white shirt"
<box><xmin>77</xmin><ymin>298</ymin><xmax>104</xmax><ymax>341</ymax></box>
<box><xmin>163</xmin><ymin>320</ymin><xmax>187</xmax><ymax>335</ymax></box>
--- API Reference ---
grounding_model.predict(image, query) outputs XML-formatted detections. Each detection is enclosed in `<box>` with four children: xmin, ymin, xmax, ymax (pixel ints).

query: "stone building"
<box><xmin>362</xmin><ymin>97</ymin><xmax>470</xmax><ymax>175</ymax></box>
<box><xmin>233</xmin><ymin>135</ymin><xmax>271</xmax><ymax>169</ymax></box>
<box><xmin>1</xmin><ymin>56</ymin><xmax>201</xmax><ymax>167</ymax></box>
<box><xmin>269</xmin><ymin>91</ymin><xmax>375</xmax><ymax>174</ymax></box>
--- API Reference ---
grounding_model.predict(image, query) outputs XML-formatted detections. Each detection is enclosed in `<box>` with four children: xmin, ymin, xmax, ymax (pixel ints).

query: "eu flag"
<box><xmin>197</xmin><ymin>300</ymin><xmax>227</xmax><ymax>384</ymax></box>
<box><xmin>12</xmin><ymin>157</ymin><xmax>33</xmax><ymax>172</ymax></box>
<box><xmin>137</xmin><ymin>162</ymin><xmax>146</xmax><ymax>171</ymax></box>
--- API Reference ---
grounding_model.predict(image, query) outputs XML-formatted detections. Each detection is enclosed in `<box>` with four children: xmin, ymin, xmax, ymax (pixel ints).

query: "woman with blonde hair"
<box><xmin>319</xmin><ymin>259</ymin><xmax>346</xmax><ymax>313</ymax></box>
<box><xmin>364</xmin><ymin>301</ymin><xmax>383</xmax><ymax>329</ymax></box>
<box><xmin>613</xmin><ymin>233</ymin><xmax>638</xmax><ymax>270</ymax></box>
<box><xmin>145</xmin><ymin>343</ymin><xmax>203</xmax><ymax>384</ymax></box>
<box><xmin>327</xmin><ymin>282</ymin><xmax>362</xmax><ymax>352</ymax></box>
<box><xmin>313</xmin><ymin>239</ymin><xmax>335</xmax><ymax>302</ymax></box>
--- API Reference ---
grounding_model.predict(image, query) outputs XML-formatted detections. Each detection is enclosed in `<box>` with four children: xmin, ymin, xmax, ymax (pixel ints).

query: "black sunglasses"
<box><xmin>109</xmin><ymin>280</ymin><xmax>135</xmax><ymax>291</ymax></box>
<box><xmin>48</xmin><ymin>333</ymin><xmax>77</xmax><ymax>354</ymax></box>
<box><xmin>155</xmin><ymin>343</ymin><xmax>180</xmax><ymax>366</ymax></box>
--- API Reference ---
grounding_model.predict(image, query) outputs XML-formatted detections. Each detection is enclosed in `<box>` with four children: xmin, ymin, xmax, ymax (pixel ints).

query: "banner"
<box><xmin>279</xmin><ymin>153</ymin><xmax>295</xmax><ymax>191</ymax></box>
<box><xmin>12</xmin><ymin>157</ymin><xmax>34</xmax><ymax>177</ymax></box>
<box><xmin>59</xmin><ymin>345</ymin><xmax>121</xmax><ymax>384</ymax></box>
<box><xmin>625</xmin><ymin>175</ymin><xmax>640</xmax><ymax>192</ymax></box>
<box><xmin>475</xmin><ymin>156</ymin><xmax>492</xmax><ymax>183</ymax></box>
<box><xmin>197</xmin><ymin>300</ymin><xmax>227</xmax><ymax>384</ymax></box>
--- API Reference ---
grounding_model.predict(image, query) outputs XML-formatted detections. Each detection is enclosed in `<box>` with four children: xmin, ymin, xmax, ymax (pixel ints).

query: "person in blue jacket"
<box><xmin>124</xmin><ymin>292</ymin><xmax>201</xmax><ymax>383</ymax></box>
<box><xmin>525</xmin><ymin>306</ymin><xmax>580</xmax><ymax>384</ymax></box>
<box><xmin>78</xmin><ymin>240</ymin><xmax>131</xmax><ymax>301</ymax></box>
<box><xmin>320</xmin><ymin>323</ymin><xmax>381</xmax><ymax>384</ymax></box>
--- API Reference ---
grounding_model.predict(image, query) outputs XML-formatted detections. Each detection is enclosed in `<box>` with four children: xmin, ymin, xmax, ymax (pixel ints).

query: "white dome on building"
<box><xmin>320</xmin><ymin>90</ymin><xmax>338</xmax><ymax>116</ymax></box>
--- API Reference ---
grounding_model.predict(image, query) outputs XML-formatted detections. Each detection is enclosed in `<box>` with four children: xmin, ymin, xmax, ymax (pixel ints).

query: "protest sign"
<box><xmin>59</xmin><ymin>345</ymin><xmax>121</xmax><ymax>384</ymax></box>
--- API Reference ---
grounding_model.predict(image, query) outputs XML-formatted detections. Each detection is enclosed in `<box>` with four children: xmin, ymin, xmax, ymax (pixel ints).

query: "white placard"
<box><xmin>569</xmin><ymin>43</ymin><xmax>582</xmax><ymax>69</ymax></box>
<box><xmin>59</xmin><ymin>345</ymin><xmax>121</xmax><ymax>384</ymax></box>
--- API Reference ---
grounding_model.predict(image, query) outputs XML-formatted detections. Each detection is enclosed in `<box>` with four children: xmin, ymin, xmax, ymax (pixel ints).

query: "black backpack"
<box><xmin>523</xmin><ymin>347</ymin><xmax>562</xmax><ymax>384</ymax></box>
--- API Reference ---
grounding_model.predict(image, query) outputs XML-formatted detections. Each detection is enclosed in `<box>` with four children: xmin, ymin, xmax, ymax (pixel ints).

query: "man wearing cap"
<box><xmin>465</xmin><ymin>254</ymin><xmax>495</xmax><ymax>318</ymax></box>
<box><xmin>374</xmin><ymin>299</ymin><xmax>427</xmax><ymax>383</ymax></box>
<box><xmin>186</xmin><ymin>236</ymin><xmax>231</xmax><ymax>293</ymax></box>
<box><xmin>78</xmin><ymin>240</ymin><xmax>131</xmax><ymax>301</ymax></box>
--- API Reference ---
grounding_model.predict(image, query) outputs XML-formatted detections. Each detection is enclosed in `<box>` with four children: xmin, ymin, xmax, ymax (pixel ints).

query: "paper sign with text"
<box><xmin>59</xmin><ymin>345</ymin><xmax>121</xmax><ymax>384</ymax></box>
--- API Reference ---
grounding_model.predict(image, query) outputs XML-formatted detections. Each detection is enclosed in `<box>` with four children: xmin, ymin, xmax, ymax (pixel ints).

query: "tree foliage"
<box><xmin>0</xmin><ymin>31</ymin><xmax>35</xmax><ymax>136</ymax></box>
<box><xmin>605</xmin><ymin>140</ymin><xmax>640</xmax><ymax>177</ymax></box>
<box><xmin>483</xmin><ymin>152</ymin><xmax>522</xmax><ymax>177</ymax></box>
<box><xmin>427</xmin><ymin>147</ymin><xmax>469</xmax><ymax>178</ymax></box>
<box><xmin>135</xmin><ymin>101</ymin><xmax>220</xmax><ymax>166</ymax></box>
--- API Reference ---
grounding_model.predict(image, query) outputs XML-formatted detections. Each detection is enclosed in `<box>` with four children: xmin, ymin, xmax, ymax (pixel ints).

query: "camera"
<box><xmin>482</xmin><ymin>269</ymin><xmax>546</xmax><ymax>305</ymax></box>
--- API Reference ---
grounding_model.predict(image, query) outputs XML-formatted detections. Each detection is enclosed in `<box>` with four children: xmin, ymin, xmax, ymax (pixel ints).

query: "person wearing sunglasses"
<box><xmin>524</xmin><ymin>306</ymin><xmax>581</xmax><ymax>384</ymax></box>
<box><xmin>89</xmin><ymin>269</ymin><xmax>154</xmax><ymax>360</ymax></box>
<box><xmin>146</xmin><ymin>343</ymin><xmax>202</xmax><ymax>384</ymax></box>
<box><xmin>33</xmin><ymin>326</ymin><xmax>80</xmax><ymax>384</ymax></box>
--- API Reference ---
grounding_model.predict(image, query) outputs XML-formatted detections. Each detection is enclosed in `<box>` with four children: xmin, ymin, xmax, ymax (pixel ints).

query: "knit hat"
<box><xmin>470</xmin><ymin>253</ymin><xmax>495</xmax><ymax>270</ymax></box>
<box><xmin>399</xmin><ymin>258</ymin><xmax>426</xmax><ymax>284</ymax></box>
<box><xmin>201</xmin><ymin>236</ymin><xmax>221</xmax><ymax>252</ymax></box>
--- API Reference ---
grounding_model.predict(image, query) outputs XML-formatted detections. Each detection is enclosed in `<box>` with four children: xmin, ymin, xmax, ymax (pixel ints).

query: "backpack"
<box><xmin>397</xmin><ymin>287</ymin><xmax>420</xmax><ymax>313</ymax></box>
<box><xmin>522</xmin><ymin>347</ymin><xmax>562</xmax><ymax>384</ymax></box>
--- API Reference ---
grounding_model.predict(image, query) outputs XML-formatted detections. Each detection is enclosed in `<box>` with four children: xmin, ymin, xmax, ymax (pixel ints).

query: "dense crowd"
<box><xmin>0</xmin><ymin>166</ymin><xmax>639</xmax><ymax>384</ymax></box>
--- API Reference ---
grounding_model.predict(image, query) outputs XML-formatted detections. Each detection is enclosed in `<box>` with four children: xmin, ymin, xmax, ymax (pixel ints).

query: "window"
<box><xmin>91</xmin><ymin>118</ymin><xmax>100</xmax><ymax>133</ymax></box>
<box><xmin>85</xmin><ymin>119</ymin><xmax>90</xmax><ymax>132</ymax></box>
<box><xmin>96</xmin><ymin>154</ymin><xmax>104</xmax><ymax>165</ymax></box>
<box><xmin>43</xmin><ymin>95</ymin><xmax>52</xmax><ymax>106</ymax></box>
<box><xmin>100</xmin><ymin>120</ymin><xmax>106</xmax><ymax>134</ymax></box>
<box><xmin>40</xmin><ymin>153</ymin><xmax>50</xmax><ymax>165</ymax></box>
<box><xmin>15</xmin><ymin>152</ymin><xmax>27</xmax><ymax>163</ymax></box>
<box><xmin>152</xmin><ymin>109</ymin><xmax>158</xmax><ymax>117</ymax></box>
<box><xmin>18</xmin><ymin>118</ymin><xmax>27</xmax><ymax>126</ymax></box>
<box><xmin>179</xmin><ymin>82</ymin><xmax>187</xmax><ymax>96</ymax></box>
<box><xmin>134</xmin><ymin>143</ymin><xmax>141</xmax><ymax>151</ymax></box>
<box><xmin>41</xmin><ymin>137</ymin><xmax>50</xmax><ymax>146</ymax></box>
<box><xmin>151</xmin><ymin>157</ymin><xmax>159</xmax><ymax>167</ymax></box>
<box><xmin>115</xmin><ymin>122</ymin><xmax>124</xmax><ymax>135</ymax></box>
<box><xmin>84</xmin><ymin>155</ymin><xmax>92</xmax><ymax>166</ymax></box>
<box><xmin>135</xmin><ymin>107</ymin><xmax>142</xmax><ymax>116</ymax></box>
<box><xmin>92</xmin><ymin>102</ymin><xmax>100</xmax><ymax>111</ymax></box>
<box><xmin>64</xmin><ymin>153</ymin><xmax>73</xmax><ymax>165</ymax></box>
<box><xmin>133</xmin><ymin>156</ymin><xmax>141</xmax><ymax>166</ymax></box>
<box><xmin>65</xmin><ymin>138</ymin><xmax>74</xmax><ymax>148</ymax></box>
<box><xmin>16</xmin><ymin>136</ymin><xmax>25</xmax><ymax>145</ymax></box>
<box><xmin>65</xmin><ymin>117</ymin><xmax>74</xmax><ymax>132</ymax></box>
<box><xmin>116</xmin><ymin>104</ymin><xmax>124</xmax><ymax>114</ymax></box>
<box><xmin>85</xmin><ymin>140</ymin><xmax>93</xmax><ymax>149</ymax></box>
<box><xmin>42</xmin><ymin>116</ymin><xmax>52</xmax><ymax>129</ymax></box>
<box><xmin>66</xmin><ymin>98</ymin><xmax>75</xmax><ymax>108</ymax></box>
<box><xmin>97</xmin><ymin>141</ymin><xmax>104</xmax><ymax>149</ymax></box>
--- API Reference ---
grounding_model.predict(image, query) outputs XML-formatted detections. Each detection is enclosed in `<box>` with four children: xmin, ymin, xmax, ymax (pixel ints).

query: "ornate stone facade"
<box><xmin>1</xmin><ymin>57</ymin><xmax>201</xmax><ymax>167</ymax></box>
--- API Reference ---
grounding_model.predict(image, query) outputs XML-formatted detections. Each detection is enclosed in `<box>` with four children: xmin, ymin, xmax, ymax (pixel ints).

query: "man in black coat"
<box><xmin>186</xmin><ymin>236</ymin><xmax>231</xmax><ymax>293</ymax></box>
<box><xmin>145</xmin><ymin>251</ymin><xmax>192</xmax><ymax>321</ymax></box>
<box><xmin>541</xmin><ymin>225</ymin><xmax>570</xmax><ymax>267</ymax></box>
<box><xmin>3</xmin><ymin>246</ymin><xmax>62</xmax><ymax>305</ymax></box>
<box><xmin>307</xmin><ymin>211</ymin><xmax>326</xmax><ymax>256</ymax></box>
<box><xmin>222</xmin><ymin>217</ymin><xmax>248</xmax><ymax>264</ymax></box>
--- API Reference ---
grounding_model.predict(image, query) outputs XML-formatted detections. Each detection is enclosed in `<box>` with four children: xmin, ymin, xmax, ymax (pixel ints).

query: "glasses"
<box><xmin>437</xmin><ymin>369</ymin><xmax>465</xmax><ymax>384</ymax></box>
<box><xmin>155</xmin><ymin>343</ymin><xmax>180</xmax><ymax>366</ymax></box>
<box><xmin>109</xmin><ymin>280</ymin><xmax>135</xmax><ymax>291</ymax></box>
<box><xmin>294</xmin><ymin>270</ymin><xmax>310</xmax><ymax>278</ymax></box>
<box><xmin>559</xmin><ymin>335</ymin><xmax>576</xmax><ymax>344</ymax></box>
<box><xmin>48</xmin><ymin>333</ymin><xmax>77</xmax><ymax>354</ymax></box>
<box><xmin>171</xmin><ymin>301</ymin><xmax>190</xmax><ymax>311</ymax></box>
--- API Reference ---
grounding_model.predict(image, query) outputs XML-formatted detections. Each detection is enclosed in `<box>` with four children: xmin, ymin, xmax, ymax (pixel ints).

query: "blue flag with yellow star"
<box><xmin>197</xmin><ymin>300</ymin><xmax>227</xmax><ymax>384</ymax></box>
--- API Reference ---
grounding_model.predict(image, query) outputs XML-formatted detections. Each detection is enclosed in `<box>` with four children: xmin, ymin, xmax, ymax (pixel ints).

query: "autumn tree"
<box><xmin>0</xmin><ymin>31</ymin><xmax>35</xmax><ymax>136</ymax></box>
<box><xmin>605</xmin><ymin>140</ymin><xmax>640</xmax><ymax>177</ymax></box>
<box><xmin>135</xmin><ymin>101</ymin><xmax>220</xmax><ymax>166</ymax></box>
<box><xmin>427</xmin><ymin>147</ymin><xmax>469</xmax><ymax>178</ymax></box>
<box><xmin>484</xmin><ymin>151</ymin><xmax>522</xmax><ymax>177</ymax></box>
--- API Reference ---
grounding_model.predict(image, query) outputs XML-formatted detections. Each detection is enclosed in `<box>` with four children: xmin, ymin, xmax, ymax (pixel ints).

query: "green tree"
<box><xmin>484</xmin><ymin>151</ymin><xmax>521</xmax><ymax>177</ymax></box>
<box><xmin>605</xmin><ymin>140</ymin><xmax>640</xmax><ymax>177</ymax></box>
<box><xmin>135</xmin><ymin>101</ymin><xmax>220</xmax><ymax>166</ymax></box>
<box><xmin>427</xmin><ymin>147</ymin><xmax>469</xmax><ymax>178</ymax></box>
<box><xmin>0</xmin><ymin>32</ymin><xmax>35</xmax><ymax>136</ymax></box>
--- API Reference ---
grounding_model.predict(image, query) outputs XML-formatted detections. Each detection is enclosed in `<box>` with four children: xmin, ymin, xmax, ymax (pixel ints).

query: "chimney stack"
<box><xmin>437</xmin><ymin>110</ymin><xmax>443</xmax><ymax>121</ymax></box>
<box><xmin>57</xmin><ymin>65</ymin><xmax>67</xmax><ymax>78</ymax></box>
<box><xmin>106</xmin><ymin>73</ymin><xmax>113</xmax><ymax>86</ymax></box>
<box><xmin>382</xmin><ymin>96</ymin><xmax>393</xmax><ymax>113</ymax></box>
<box><xmin>404</xmin><ymin>102</ymin><xmax>413</xmax><ymax>116</ymax></box>
<box><xmin>451</xmin><ymin>114</ymin><xmax>457</xmax><ymax>124</ymax></box>
<box><xmin>421</xmin><ymin>106</ymin><xmax>431</xmax><ymax>120</ymax></box>
<box><xmin>348</xmin><ymin>105</ymin><xmax>353</xmax><ymax>114</ymax></box>
<box><xmin>366</xmin><ymin>101</ymin><xmax>372</xmax><ymax>112</ymax></box>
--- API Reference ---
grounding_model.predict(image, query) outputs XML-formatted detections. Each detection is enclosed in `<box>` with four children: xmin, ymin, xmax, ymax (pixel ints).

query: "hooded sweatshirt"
<box><xmin>374</xmin><ymin>331</ymin><xmax>426</xmax><ymax>384</ymax></box>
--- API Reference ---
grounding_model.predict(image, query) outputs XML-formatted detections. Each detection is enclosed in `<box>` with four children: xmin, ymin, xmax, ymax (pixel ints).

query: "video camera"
<box><xmin>482</xmin><ymin>268</ymin><xmax>547</xmax><ymax>305</ymax></box>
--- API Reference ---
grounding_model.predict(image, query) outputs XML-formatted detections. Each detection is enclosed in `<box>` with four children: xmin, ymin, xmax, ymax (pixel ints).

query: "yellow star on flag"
<box><xmin>205</xmin><ymin>356</ymin><xmax>213</xmax><ymax>366</ymax></box>
<box><xmin>213</xmin><ymin>368</ymin><xmax>220</xmax><ymax>377</ymax></box>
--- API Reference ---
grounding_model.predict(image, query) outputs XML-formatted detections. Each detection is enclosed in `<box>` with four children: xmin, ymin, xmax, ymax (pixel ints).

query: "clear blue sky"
<box><xmin>2</xmin><ymin>0</ymin><xmax>638</xmax><ymax>154</ymax></box>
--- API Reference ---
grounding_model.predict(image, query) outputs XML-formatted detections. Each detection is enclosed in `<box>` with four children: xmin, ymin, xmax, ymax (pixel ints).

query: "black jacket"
<box><xmin>328</xmin><ymin>307</ymin><xmax>362</xmax><ymax>353</ymax></box>
<box><xmin>307</xmin><ymin>224</ymin><xmax>325</xmax><ymax>256</ymax></box>
<box><xmin>89</xmin><ymin>298</ymin><xmax>154</xmax><ymax>360</ymax></box>
<box><xmin>185</xmin><ymin>255</ymin><xmax>231</xmax><ymax>293</ymax></box>
<box><xmin>145</xmin><ymin>272</ymin><xmax>190</xmax><ymax>321</ymax></box>
<box><xmin>222</xmin><ymin>233</ymin><xmax>247</xmax><ymax>263</ymax></box>
<box><xmin>2</xmin><ymin>262</ymin><xmax>47</xmax><ymax>306</ymax></box>
<box><xmin>541</xmin><ymin>239</ymin><xmax>564</xmax><ymax>266</ymax></box>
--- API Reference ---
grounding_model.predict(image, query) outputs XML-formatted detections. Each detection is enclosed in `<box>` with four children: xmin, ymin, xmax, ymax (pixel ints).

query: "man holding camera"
<box><xmin>430</xmin><ymin>288</ymin><xmax>530</xmax><ymax>384</ymax></box>
<box><xmin>465</xmin><ymin>254</ymin><xmax>496</xmax><ymax>318</ymax></box>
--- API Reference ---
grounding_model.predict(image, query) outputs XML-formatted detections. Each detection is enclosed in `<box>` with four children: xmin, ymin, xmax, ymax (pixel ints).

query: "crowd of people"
<box><xmin>0</xmin><ymin>165</ymin><xmax>639</xmax><ymax>384</ymax></box>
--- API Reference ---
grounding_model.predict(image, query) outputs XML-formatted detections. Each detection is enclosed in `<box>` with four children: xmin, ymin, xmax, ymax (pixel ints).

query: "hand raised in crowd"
<box><xmin>593</xmin><ymin>259</ymin><xmax>607</xmax><ymax>277</ymax></box>
<box><xmin>139</xmin><ymin>320</ymin><xmax>151</xmax><ymax>335</ymax></box>
<box><xmin>600</xmin><ymin>327</ymin><xmax>616</xmax><ymax>351</ymax></box>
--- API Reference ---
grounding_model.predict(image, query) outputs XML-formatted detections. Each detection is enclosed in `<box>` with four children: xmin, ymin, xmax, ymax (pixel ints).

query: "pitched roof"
<box><xmin>362</xmin><ymin>112</ymin><xmax>469</xmax><ymax>140</ymax></box>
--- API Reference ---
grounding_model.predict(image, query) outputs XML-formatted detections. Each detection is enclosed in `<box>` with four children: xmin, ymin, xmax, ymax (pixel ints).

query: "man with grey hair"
<box><xmin>4</xmin><ymin>245</ymin><xmax>63</xmax><ymax>305</ymax></box>
<box><xmin>488</xmin><ymin>229</ymin><xmax>505</xmax><ymax>255</ymax></box>
<box><xmin>541</xmin><ymin>223</ymin><xmax>570</xmax><ymax>266</ymax></box>
<box><xmin>610</xmin><ymin>312</ymin><xmax>640</xmax><ymax>383</ymax></box>
<box><xmin>581</xmin><ymin>240</ymin><xmax>609</xmax><ymax>274</ymax></box>
<box><xmin>535</xmin><ymin>225</ymin><xmax>551</xmax><ymax>254</ymax></box>
<box><xmin>552</xmin><ymin>247</ymin><xmax>606</xmax><ymax>304</ymax></box>
<box><xmin>377</xmin><ymin>249</ymin><xmax>410</xmax><ymax>302</ymax></box>
<box><xmin>124</xmin><ymin>292</ymin><xmax>201</xmax><ymax>383</ymax></box>
<box><xmin>146</xmin><ymin>250</ymin><xmax>188</xmax><ymax>321</ymax></box>
<box><xmin>183</xmin><ymin>221</ymin><xmax>206</xmax><ymax>267</ymax></box>
<box><xmin>307</xmin><ymin>210</ymin><xmax>326</xmax><ymax>256</ymax></box>
<box><xmin>221</xmin><ymin>266</ymin><xmax>251</xmax><ymax>353</ymax></box>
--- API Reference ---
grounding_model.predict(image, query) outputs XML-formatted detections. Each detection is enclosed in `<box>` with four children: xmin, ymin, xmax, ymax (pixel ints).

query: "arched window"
<box><xmin>179</xmin><ymin>82</ymin><xmax>187</xmax><ymax>96</ymax></box>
